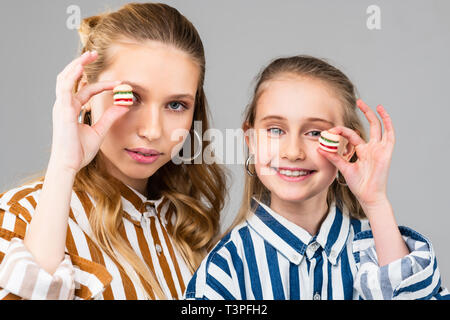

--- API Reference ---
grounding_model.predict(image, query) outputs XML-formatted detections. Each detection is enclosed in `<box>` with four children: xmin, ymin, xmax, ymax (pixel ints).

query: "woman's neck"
<box><xmin>102</xmin><ymin>157</ymin><xmax>149</xmax><ymax>196</ymax></box>
<box><xmin>269</xmin><ymin>191</ymin><xmax>329</xmax><ymax>236</ymax></box>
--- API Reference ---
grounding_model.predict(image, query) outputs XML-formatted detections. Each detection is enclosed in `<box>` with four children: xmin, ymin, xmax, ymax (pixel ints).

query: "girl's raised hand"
<box><xmin>51</xmin><ymin>51</ymin><xmax>130</xmax><ymax>174</ymax></box>
<box><xmin>317</xmin><ymin>99</ymin><xmax>396</xmax><ymax>210</ymax></box>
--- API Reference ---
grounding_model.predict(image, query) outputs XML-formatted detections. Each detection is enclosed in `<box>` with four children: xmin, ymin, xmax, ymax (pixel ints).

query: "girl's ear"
<box><xmin>243</xmin><ymin>122</ymin><xmax>256</xmax><ymax>155</ymax></box>
<box><xmin>340</xmin><ymin>129</ymin><xmax>360</xmax><ymax>161</ymax></box>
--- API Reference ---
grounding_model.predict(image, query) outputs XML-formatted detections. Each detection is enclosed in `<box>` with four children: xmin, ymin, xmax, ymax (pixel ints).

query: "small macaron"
<box><xmin>113</xmin><ymin>84</ymin><xmax>134</xmax><ymax>106</ymax></box>
<box><xmin>319</xmin><ymin>130</ymin><xmax>341</xmax><ymax>153</ymax></box>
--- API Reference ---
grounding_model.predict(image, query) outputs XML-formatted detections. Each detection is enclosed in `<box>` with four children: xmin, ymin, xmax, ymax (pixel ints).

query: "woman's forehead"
<box><xmin>100</xmin><ymin>41</ymin><xmax>200</xmax><ymax>95</ymax></box>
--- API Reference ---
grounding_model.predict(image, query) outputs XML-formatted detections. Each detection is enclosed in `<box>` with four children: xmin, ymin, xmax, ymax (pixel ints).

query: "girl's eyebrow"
<box><xmin>260</xmin><ymin>115</ymin><xmax>286</xmax><ymax>121</ymax></box>
<box><xmin>260</xmin><ymin>115</ymin><xmax>334</xmax><ymax>126</ymax></box>
<box><xmin>305</xmin><ymin>117</ymin><xmax>335</xmax><ymax>126</ymax></box>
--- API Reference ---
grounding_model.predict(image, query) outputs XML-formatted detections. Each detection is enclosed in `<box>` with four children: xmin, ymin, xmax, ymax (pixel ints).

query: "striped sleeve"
<box><xmin>352</xmin><ymin>226</ymin><xmax>449</xmax><ymax>300</ymax></box>
<box><xmin>0</xmin><ymin>237</ymin><xmax>75</xmax><ymax>299</ymax></box>
<box><xmin>184</xmin><ymin>233</ymin><xmax>240</xmax><ymax>300</ymax></box>
<box><xmin>0</xmin><ymin>188</ymin><xmax>76</xmax><ymax>300</ymax></box>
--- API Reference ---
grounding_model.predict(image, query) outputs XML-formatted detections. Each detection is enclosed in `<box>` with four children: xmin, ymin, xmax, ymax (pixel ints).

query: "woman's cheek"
<box><xmin>165</xmin><ymin>119</ymin><xmax>193</xmax><ymax>157</ymax></box>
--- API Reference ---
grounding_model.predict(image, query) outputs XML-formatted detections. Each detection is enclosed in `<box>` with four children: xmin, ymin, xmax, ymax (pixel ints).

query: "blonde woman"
<box><xmin>0</xmin><ymin>2</ymin><xmax>227</xmax><ymax>300</ymax></box>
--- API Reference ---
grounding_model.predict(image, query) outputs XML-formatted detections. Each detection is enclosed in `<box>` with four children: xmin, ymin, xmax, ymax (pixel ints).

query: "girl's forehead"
<box><xmin>255</xmin><ymin>77</ymin><xmax>344</xmax><ymax>124</ymax></box>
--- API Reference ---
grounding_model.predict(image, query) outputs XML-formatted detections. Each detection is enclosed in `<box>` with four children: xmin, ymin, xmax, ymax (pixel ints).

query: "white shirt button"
<box><xmin>290</xmin><ymin>253</ymin><xmax>301</xmax><ymax>264</ymax></box>
<box><xmin>306</xmin><ymin>242</ymin><xmax>319</xmax><ymax>259</ymax></box>
<box><xmin>155</xmin><ymin>244</ymin><xmax>162</xmax><ymax>254</ymax></box>
<box><xmin>313</xmin><ymin>292</ymin><xmax>321</xmax><ymax>300</ymax></box>
<box><xmin>329</xmin><ymin>251</ymin><xmax>337</xmax><ymax>260</ymax></box>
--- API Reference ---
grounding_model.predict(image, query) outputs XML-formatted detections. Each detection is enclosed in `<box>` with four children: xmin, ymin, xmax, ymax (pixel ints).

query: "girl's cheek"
<box><xmin>315</xmin><ymin>148</ymin><xmax>338</xmax><ymax>176</ymax></box>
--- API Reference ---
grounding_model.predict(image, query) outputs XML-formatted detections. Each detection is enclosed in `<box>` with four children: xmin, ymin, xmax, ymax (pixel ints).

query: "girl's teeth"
<box><xmin>279</xmin><ymin>169</ymin><xmax>311</xmax><ymax>177</ymax></box>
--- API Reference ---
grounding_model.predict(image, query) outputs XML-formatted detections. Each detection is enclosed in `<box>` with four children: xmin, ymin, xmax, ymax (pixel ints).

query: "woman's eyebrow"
<box><xmin>167</xmin><ymin>94</ymin><xmax>195</xmax><ymax>103</ymax></box>
<box><xmin>121</xmin><ymin>81</ymin><xmax>146</xmax><ymax>92</ymax></box>
<box><xmin>120</xmin><ymin>81</ymin><xmax>195</xmax><ymax>102</ymax></box>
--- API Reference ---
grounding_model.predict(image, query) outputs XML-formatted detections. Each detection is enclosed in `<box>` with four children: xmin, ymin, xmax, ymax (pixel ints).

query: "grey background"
<box><xmin>1</xmin><ymin>0</ymin><xmax>449</xmax><ymax>286</ymax></box>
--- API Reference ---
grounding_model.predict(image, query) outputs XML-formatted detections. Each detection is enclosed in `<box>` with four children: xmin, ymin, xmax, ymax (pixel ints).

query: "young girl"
<box><xmin>185</xmin><ymin>55</ymin><xmax>449</xmax><ymax>300</ymax></box>
<box><xmin>0</xmin><ymin>3</ymin><xmax>227</xmax><ymax>300</ymax></box>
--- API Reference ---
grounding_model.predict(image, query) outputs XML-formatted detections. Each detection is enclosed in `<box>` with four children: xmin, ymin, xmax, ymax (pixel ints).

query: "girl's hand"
<box><xmin>317</xmin><ymin>99</ymin><xmax>395</xmax><ymax>210</ymax></box>
<box><xmin>51</xmin><ymin>51</ymin><xmax>130</xmax><ymax>174</ymax></box>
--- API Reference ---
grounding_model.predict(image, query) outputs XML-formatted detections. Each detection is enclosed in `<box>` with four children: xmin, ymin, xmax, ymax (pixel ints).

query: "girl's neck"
<box><xmin>269</xmin><ymin>191</ymin><xmax>329</xmax><ymax>236</ymax></box>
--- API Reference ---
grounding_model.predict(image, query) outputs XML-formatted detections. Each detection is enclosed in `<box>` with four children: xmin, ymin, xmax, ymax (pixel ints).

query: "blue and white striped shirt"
<box><xmin>185</xmin><ymin>197</ymin><xmax>449</xmax><ymax>300</ymax></box>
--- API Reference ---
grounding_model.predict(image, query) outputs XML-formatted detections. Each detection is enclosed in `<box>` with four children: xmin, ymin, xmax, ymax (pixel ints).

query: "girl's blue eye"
<box><xmin>308</xmin><ymin>130</ymin><xmax>322</xmax><ymax>137</ymax></box>
<box><xmin>268</xmin><ymin>127</ymin><xmax>284</xmax><ymax>135</ymax></box>
<box><xmin>168</xmin><ymin>101</ymin><xmax>186</xmax><ymax>112</ymax></box>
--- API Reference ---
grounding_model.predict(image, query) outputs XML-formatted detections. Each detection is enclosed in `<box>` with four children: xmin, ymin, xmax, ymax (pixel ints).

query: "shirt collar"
<box><xmin>247</xmin><ymin>196</ymin><xmax>350</xmax><ymax>265</ymax></box>
<box><xmin>113</xmin><ymin>177</ymin><xmax>165</xmax><ymax>224</ymax></box>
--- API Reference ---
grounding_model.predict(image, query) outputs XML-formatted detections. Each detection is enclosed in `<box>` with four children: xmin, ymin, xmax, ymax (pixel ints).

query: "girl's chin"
<box><xmin>271</xmin><ymin>191</ymin><xmax>310</xmax><ymax>203</ymax></box>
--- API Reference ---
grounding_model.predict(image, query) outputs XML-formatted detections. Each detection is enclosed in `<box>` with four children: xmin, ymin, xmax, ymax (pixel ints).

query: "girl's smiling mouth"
<box><xmin>270</xmin><ymin>166</ymin><xmax>317</xmax><ymax>181</ymax></box>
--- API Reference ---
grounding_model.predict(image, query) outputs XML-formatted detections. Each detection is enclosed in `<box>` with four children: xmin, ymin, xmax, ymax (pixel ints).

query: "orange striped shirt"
<box><xmin>0</xmin><ymin>179</ymin><xmax>192</xmax><ymax>300</ymax></box>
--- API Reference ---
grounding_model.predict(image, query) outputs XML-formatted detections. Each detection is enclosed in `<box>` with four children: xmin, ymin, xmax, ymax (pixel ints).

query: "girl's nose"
<box><xmin>137</xmin><ymin>104</ymin><xmax>162</xmax><ymax>141</ymax></box>
<box><xmin>282</xmin><ymin>135</ymin><xmax>306</xmax><ymax>161</ymax></box>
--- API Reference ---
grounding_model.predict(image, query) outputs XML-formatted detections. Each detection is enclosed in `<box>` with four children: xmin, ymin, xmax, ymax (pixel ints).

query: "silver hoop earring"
<box><xmin>245</xmin><ymin>154</ymin><xmax>256</xmax><ymax>177</ymax></box>
<box><xmin>177</xmin><ymin>129</ymin><xmax>202</xmax><ymax>162</ymax></box>
<box><xmin>78</xmin><ymin>106</ymin><xmax>91</xmax><ymax>125</ymax></box>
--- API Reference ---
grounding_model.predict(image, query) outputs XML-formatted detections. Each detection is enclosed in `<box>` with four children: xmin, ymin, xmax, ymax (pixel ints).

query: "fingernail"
<box><xmin>90</xmin><ymin>50</ymin><xmax>98</xmax><ymax>56</ymax></box>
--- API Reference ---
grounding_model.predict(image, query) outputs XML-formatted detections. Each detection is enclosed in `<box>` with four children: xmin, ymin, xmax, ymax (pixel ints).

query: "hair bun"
<box><xmin>78</xmin><ymin>15</ymin><xmax>102</xmax><ymax>47</ymax></box>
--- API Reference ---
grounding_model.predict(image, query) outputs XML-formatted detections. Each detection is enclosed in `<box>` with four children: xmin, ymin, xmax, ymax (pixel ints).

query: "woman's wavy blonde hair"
<box><xmin>230</xmin><ymin>55</ymin><xmax>368</xmax><ymax>232</ymax></box>
<box><xmin>68</xmin><ymin>2</ymin><xmax>227</xmax><ymax>299</ymax></box>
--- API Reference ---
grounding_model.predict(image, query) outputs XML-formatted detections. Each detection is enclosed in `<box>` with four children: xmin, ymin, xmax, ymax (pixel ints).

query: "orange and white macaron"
<box><xmin>113</xmin><ymin>84</ymin><xmax>134</xmax><ymax>106</ymax></box>
<box><xmin>319</xmin><ymin>130</ymin><xmax>342</xmax><ymax>153</ymax></box>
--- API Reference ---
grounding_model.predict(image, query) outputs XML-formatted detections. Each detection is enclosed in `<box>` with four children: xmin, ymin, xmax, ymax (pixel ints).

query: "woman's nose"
<box><xmin>282</xmin><ymin>135</ymin><xmax>306</xmax><ymax>161</ymax></box>
<box><xmin>137</xmin><ymin>104</ymin><xmax>162</xmax><ymax>141</ymax></box>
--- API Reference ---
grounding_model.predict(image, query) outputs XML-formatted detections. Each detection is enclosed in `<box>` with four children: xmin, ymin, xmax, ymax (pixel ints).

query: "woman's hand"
<box><xmin>317</xmin><ymin>99</ymin><xmax>395</xmax><ymax>211</ymax></box>
<box><xmin>50</xmin><ymin>50</ymin><xmax>130</xmax><ymax>174</ymax></box>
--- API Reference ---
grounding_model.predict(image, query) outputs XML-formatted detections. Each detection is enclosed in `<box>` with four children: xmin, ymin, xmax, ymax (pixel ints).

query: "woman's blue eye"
<box><xmin>168</xmin><ymin>101</ymin><xmax>186</xmax><ymax>112</ymax></box>
<box><xmin>132</xmin><ymin>92</ymin><xmax>140</xmax><ymax>105</ymax></box>
<box><xmin>268</xmin><ymin>127</ymin><xmax>283</xmax><ymax>135</ymax></box>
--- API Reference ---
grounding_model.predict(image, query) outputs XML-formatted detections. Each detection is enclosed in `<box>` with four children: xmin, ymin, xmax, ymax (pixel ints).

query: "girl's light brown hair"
<box><xmin>231</xmin><ymin>55</ymin><xmax>367</xmax><ymax>232</ymax></box>
<box><xmin>73</xmin><ymin>2</ymin><xmax>228</xmax><ymax>299</ymax></box>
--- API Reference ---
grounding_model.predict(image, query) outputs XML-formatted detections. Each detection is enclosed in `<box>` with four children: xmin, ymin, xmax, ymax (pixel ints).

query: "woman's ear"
<box><xmin>77</xmin><ymin>73</ymin><xmax>88</xmax><ymax>93</ymax></box>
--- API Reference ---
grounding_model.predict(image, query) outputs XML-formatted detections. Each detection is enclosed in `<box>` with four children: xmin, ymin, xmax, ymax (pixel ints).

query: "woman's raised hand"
<box><xmin>51</xmin><ymin>51</ymin><xmax>129</xmax><ymax>173</ymax></box>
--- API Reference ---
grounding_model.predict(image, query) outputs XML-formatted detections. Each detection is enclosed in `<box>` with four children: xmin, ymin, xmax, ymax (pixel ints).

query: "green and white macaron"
<box><xmin>113</xmin><ymin>84</ymin><xmax>134</xmax><ymax>106</ymax></box>
<box><xmin>319</xmin><ymin>130</ymin><xmax>341</xmax><ymax>153</ymax></box>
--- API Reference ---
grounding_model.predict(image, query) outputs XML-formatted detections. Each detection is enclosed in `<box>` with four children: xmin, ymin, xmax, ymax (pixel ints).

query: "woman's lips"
<box><xmin>125</xmin><ymin>148</ymin><xmax>162</xmax><ymax>164</ymax></box>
